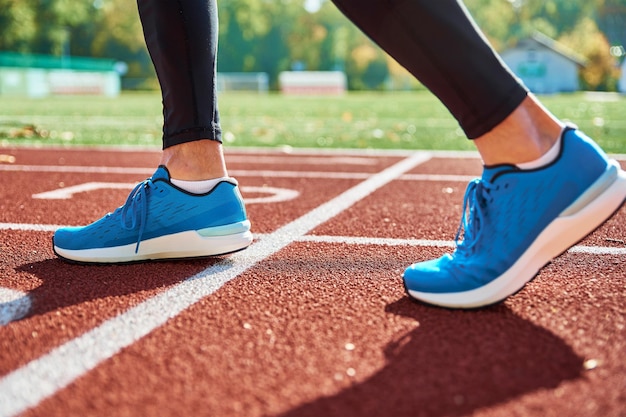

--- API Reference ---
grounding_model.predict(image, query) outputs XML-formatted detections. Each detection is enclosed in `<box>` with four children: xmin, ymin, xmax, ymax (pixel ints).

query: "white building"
<box><xmin>619</xmin><ymin>59</ymin><xmax>626</xmax><ymax>94</ymax></box>
<box><xmin>501</xmin><ymin>33</ymin><xmax>587</xmax><ymax>94</ymax></box>
<box><xmin>278</xmin><ymin>71</ymin><xmax>347</xmax><ymax>95</ymax></box>
<box><xmin>0</xmin><ymin>53</ymin><xmax>122</xmax><ymax>97</ymax></box>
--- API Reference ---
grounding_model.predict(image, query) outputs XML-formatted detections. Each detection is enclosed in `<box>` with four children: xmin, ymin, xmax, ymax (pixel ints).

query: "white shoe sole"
<box><xmin>407</xmin><ymin>161</ymin><xmax>626</xmax><ymax>309</ymax></box>
<box><xmin>54</xmin><ymin>221</ymin><xmax>253</xmax><ymax>264</ymax></box>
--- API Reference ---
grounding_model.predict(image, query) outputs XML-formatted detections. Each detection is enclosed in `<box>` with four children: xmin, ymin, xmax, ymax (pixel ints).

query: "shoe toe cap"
<box><xmin>53</xmin><ymin>225</ymin><xmax>107</xmax><ymax>251</ymax></box>
<box><xmin>403</xmin><ymin>255</ymin><xmax>455</xmax><ymax>293</ymax></box>
<box><xmin>53</xmin><ymin>226</ymin><xmax>81</xmax><ymax>250</ymax></box>
<box><xmin>403</xmin><ymin>254</ymin><xmax>486</xmax><ymax>294</ymax></box>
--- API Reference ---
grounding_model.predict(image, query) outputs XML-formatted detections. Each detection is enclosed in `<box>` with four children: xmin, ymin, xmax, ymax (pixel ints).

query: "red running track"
<box><xmin>0</xmin><ymin>146</ymin><xmax>625</xmax><ymax>417</ymax></box>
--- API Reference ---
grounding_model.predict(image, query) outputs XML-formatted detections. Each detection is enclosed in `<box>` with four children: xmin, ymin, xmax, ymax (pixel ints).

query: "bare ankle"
<box><xmin>159</xmin><ymin>140</ymin><xmax>228</xmax><ymax>180</ymax></box>
<box><xmin>474</xmin><ymin>95</ymin><xmax>563</xmax><ymax>166</ymax></box>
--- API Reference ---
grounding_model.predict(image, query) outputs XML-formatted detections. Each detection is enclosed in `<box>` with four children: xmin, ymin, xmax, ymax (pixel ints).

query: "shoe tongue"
<box><xmin>481</xmin><ymin>164</ymin><xmax>518</xmax><ymax>183</ymax></box>
<box><xmin>151</xmin><ymin>165</ymin><xmax>171</xmax><ymax>181</ymax></box>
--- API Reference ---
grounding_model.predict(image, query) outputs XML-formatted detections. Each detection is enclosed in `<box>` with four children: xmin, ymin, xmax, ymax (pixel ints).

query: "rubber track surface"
<box><xmin>0</xmin><ymin>146</ymin><xmax>624</xmax><ymax>417</ymax></box>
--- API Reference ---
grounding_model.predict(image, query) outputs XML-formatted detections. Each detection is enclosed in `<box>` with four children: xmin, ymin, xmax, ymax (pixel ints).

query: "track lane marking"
<box><xmin>1</xmin><ymin>163</ymin><xmax>477</xmax><ymax>181</ymax></box>
<box><xmin>296</xmin><ymin>234</ymin><xmax>626</xmax><ymax>255</ymax></box>
<box><xmin>0</xmin><ymin>151</ymin><xmax>433</xmax><ymax>417</ymax></box>
<box><xmin>0</xmin><ymin>288</ymin><xmax>31</xmax><ymax>326</ymax></box>
<box><xmin>1</xmin><ymin>224</ymin><xmax>624</xmax><ymax>255</ymax></box>
<box><xmin>31</xmin><ymin>183</ymin><xmax>300</xmax><ymax>204</ymax></box>
<box><xmin>0</xmin><ymin>223</ymin><xmax>62</xmax><ymax>232</ymax></box>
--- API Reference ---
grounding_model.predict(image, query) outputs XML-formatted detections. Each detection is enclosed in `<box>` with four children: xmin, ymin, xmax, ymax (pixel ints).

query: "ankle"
<box><xmin>515</xmin><ymin>134</ymin><xmax>561</xmax><ymax>169</ymax></box>
<box><xmin>474</xmin><ymin>95</ymin><xmax>563</xmax><ymax>166</ymax></box>
<box><xmin>160</xmin><ymin>140</ymin><xmax>228</xmax><ymax>180</ymax></box>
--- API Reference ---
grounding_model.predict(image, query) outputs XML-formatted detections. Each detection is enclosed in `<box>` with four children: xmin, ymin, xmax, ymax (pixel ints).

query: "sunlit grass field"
<box><xmin>1</xmin><ymin>91</ymin><xmax>625</xmax><ymax>153</ymax></box>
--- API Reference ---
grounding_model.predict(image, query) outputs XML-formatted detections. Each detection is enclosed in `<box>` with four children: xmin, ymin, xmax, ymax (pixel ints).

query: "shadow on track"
<box><xmin>277</xmin><ymin>297</ymin><xmax>583</xmax><ymax>417</ymax></box>
<box><xmin>12</xmin><ymin>257</ymin><xmax>228</xmax><ymax>320</ymax></box>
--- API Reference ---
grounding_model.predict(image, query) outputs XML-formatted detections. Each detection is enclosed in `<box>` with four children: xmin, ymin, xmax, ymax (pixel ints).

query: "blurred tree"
<box><xmin>87</xmin><ymin>0</ymin><xmax>155</xmax><ymax>88</ymax></box>
<box><xmin>90</xmin><ymin>0</ymin><xmax>144</xmax><ymax>56</ymax></box>
<box><xmin>218</xmin><ymin>0</ymin><xmax>294</xmax><ymax>85</ymax></box>
<box><xmin>345</xmin><ymin>41</ymin><xmax>384</xmax><ymax>89</ymax></box>
<box><xmin>0</xmin><ymin>0</ymin><xmax>99</xmax><ymax>56</ymax></box>
<box><xmin>217</xmin><ymin>0</ymin><xmax>374</xmax><ymax>89</ymax></box>
<box><xmin>0</xmin><ymin>0</ymin><xmax>37</xmax><ymax>52</ymax></box>
<box><xmin>560</xmin><ymin>17</ymin><xmax>618</xmax><ymax>90</ymax></box>
<box><xmin>313</xmin><ymin>0</ymin><xmax>390</xmax><ymax>89</ymax></box>
<box><xmin>465</xmin><ymin>0</ymin><xmax>595</xmax><ymax>48</ymax></box>
<box><xmin>0</xmin><ymin>0</ymin><xmax>621</xmax><ymax>91</ymax></box>
<box><xmin>286</xmin><ymin>12</ymin><xmax>328</xmax><ymax>70</ymax></box>
<box><xmin>596</xmin><ymin>0</ymin><xmax>626</xmax><ymax>50</ymax></box>
<box><xmin>316</xmin><ymin>2</ymin><xmax>352</xmax><ymax>71</ymax></box>
<box><xmin>464</xmin><ymin>0</ymin><xmax>518</xmax><ymax>49</ymax></box>
<box><xmin>29</xmin><ymin>0</ymin><xmax>94</xmax><ymax>55</ymax></box>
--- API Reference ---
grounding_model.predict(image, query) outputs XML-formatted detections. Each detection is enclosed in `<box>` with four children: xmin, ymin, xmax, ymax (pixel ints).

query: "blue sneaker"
<box><xmin>403</xmin><ymin>127</ymin><xmax>626</xmax><ymax>308</ymax></box>
<box><xmin>53</xmin><ymin>166</ymin><xmax>252</xmax><ymax>263</ymax></box>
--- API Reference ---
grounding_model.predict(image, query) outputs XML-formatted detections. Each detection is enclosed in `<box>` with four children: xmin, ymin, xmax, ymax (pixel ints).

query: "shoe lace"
<box><xmin>454</xmin><ymin>178</ymin><xmax>495</xmax><ymax>254</ymax></box>
<box><xmin>119</xmin><ymin>178</ymin><xmax>153</xmax><ymax>253</ymax></box>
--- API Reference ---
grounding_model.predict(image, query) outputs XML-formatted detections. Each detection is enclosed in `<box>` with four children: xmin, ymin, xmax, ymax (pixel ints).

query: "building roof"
<box><xmin>511</xmin><ymin>32</ymin><xmax>588</xmax><ymax>67</ymax></box>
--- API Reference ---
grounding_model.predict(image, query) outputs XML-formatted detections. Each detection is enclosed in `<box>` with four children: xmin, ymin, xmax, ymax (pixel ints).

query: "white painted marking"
<box><xmin>298</xmin><ymin>234</ymin><xmax>456</xmax><ymax>248</ymax></box>
<box><xmin>3</xmin><ymin>164</ymin><xmax>477</xmax><ymax>182</ymax></box>
<box><xmin>402</xmin><ymin>173</ymin><xmax>475</xmax><ymax>182</ymax></box>
<box><xmin>32</xmin><ymin>183</ymin><xmax>299</xmax><ymax>204</ymax></box>
<box><xmin>235</xmin><ymin>171</ymin><xmax>475</xmax><ymax>182</ymax></box>
<box><xmin>296</xmin><ymin>234</ymin><xmax>626</xmax><ymax>255</ymax></box>
<box><xmin>228</xmin><ymin>155</ymin><xmax>378</xmax><ymax>165</ymax></box>
<box><xmin>243</xmin><ymin>186</ymin><xmax>299</xmax><ymax>204</ymax></box>
<box><xmin>0</xmin><ymin>223</ymin><xmax>62</xmax><ymax>232</ymax></box>
<box><xmin>0</xmin><ymin>224</ymin><xmax>624</xmax><ymax>255</ymax></box>
<box><xmin>32</xmin><ymin>182</ymin><xmax>133</xmax><ymax>199</ymax></box>
<box><xmin>232</xmin><ymin>170</ymin><xmax>371</xmax><ymax>179</ymax></box>
<box><xmin>568</xmin><ymin>245</ymin><xmax>626</xmax><ymax>255</ymax></box>
<box><xmin>0</xmin><ymin>288</ymin><xmax>32</xmax><ymax>326</ymax></box>
<box><xmin>0</xmin><ymin>165</ymin><xmax>153</xmax><ymax>175</ymax></box>
<box><xmin>0</xmin><ymin>151</ymin><xmax>432</xmax><ymax>417</ymax></box>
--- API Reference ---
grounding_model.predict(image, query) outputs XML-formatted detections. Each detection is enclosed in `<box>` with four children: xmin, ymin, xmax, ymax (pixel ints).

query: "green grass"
<box><xmin>1</xmin><ymin>91</ymin><xmax>625</xmax><ymax>153</ymax></box>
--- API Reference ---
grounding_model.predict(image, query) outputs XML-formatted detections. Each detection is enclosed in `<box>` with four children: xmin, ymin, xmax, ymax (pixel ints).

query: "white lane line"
<box><xmin>402</xmin><ymin>173</ymin><xmax>475</xmax><ymax>182</ymax></box>
<box><xmin>0</xmin><ymin>164</ymin><xmax>373</xmax><ymax>179</ymax></box>
<box><xmin>1</xmin><ymin>225</ymin><xmax>624</xmax><ymax>255</ymax></box>
<box><xmin>0</xmin><ymin>163</ymin><xmax>478</xmax><ymax>181</ymax></box>
<box><xmin>0</xmin><ymin>152</ymin><xmax>432</xmax><ymax>417</ymax></box>
<box><xmin>31</xmin><ymin>183</ymin><xmax>300</xmax><ymax>205</ymax></box>
<box><xmin>0</xmin><ymin>153</ymin><xmax>376</xmax><ymax>167</ymax></box>
<box><xmin>296</xmin><ymin>234</ymin><xmax>626</xmax><ymax>255</ymax></box>
<box><xmin>32</xmin><ymin>182</ymin><xmax>134</xmax><ymax>199</ymax></box>
<box><xmin>0</xmin><ymin>165</ymin><xmax>154</xmax><ymax>175</ymax></box>
<box><xmin>0</xmin><ymin>223</ymin><xmax>62</xmax><ymax>232</ymax></box>
<box><xmin>298</xmin><ymin>234</ymin><xmax>456</xmax><ymax>248</ymax></box>
<box><xmin>228</xmin><ymin>155</ymin><xmax>379</xmax><ymax>165</ymax></box>
<box><xmin>233</xmin><ymin>170</ymin><xmax>372</xmax><ymax>179</ymax></box>
<box><xmin>0</xmin><ymin>288</ymin><xmax>31</xmax><ymax>326</ymax></box>
<box><xmin>568</xmin><ymin>245</ymin><xmax>626</xmax><ymax>255</ymax></box>
<box><xmin>243</xmin><ymin>186</ymin><xmax>300</xmax><ymax>204</ymax></box>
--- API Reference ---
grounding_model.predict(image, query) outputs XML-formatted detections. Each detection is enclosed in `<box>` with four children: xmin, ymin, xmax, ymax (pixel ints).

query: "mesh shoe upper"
<box><xmin>403</xmin><ymin>127</ymin><xmax>612</xmax><ymax>294</ymax></box>
<box><xmin>53</xmin><ymin>166</ymin><xmax>248</xmax><ymax>252</ymax></box>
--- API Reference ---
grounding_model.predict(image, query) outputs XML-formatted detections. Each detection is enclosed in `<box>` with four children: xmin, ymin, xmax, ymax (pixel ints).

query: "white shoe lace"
<box><xmin>119</xmin><ymin>178</ymin><xmax>153</xmax><ymax>253</ymax></box>
<box><xmin>455</xmin><ymin>178</ymin><xmax>496</xmax><ymax>254</ymax></box>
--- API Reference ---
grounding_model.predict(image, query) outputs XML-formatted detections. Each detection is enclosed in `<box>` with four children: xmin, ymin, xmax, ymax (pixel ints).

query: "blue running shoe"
<box><xmin>403</xmin><ymin>126</ymin><xmax>626</xmax><ymax>308</ymax></box>
<box><xmin>53</xmin><ymin>166</ymin><xmax>252</xmax><ymax>263</ymax></box>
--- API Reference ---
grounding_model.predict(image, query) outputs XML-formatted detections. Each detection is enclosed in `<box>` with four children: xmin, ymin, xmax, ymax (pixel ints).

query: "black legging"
<box><xmin>137</xmin><ymin>0</ymin><xmax>528</xmax><ymax>148</ymax></box>
<box><xmin>137</xmin><ymin>0</ymin><xmax>221</xmax><ymax>148</ymax></box>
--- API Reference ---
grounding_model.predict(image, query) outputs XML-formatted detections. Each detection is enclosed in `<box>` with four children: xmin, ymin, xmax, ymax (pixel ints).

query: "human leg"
<box><xmin>331</xmin><ymin>0</ymin><xmax>528</xmax><ymax>140</ymax></box>
<box><xmin>331</xmin><ymin>0</ymin><xmax>570</xmax><ymax>165</ymax></box>
<box><xmin>331</xmin><ymin>0</ymin><xmax>626</xmax><ymax>307</ymax></box>
<box><xmin>138</xmin><ymin>0</ymin><xmax>227</xmax><ymax>180</ymax></box>
<box><xmin>52</xmin><ymin>0</ymin><xmax>252</xmax><ymax>263</ymax></box>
